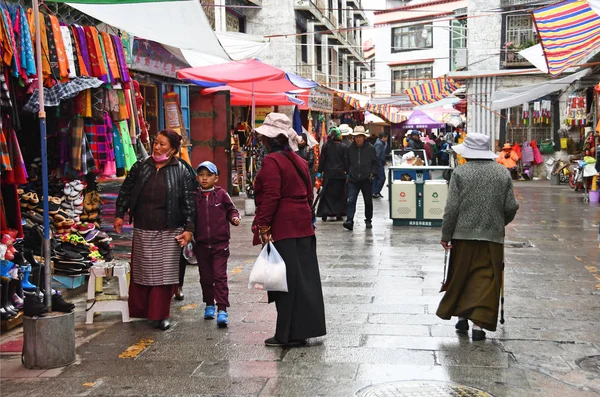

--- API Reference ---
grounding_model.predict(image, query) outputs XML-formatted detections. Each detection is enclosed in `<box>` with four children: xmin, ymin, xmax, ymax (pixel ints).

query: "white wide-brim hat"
<box><xmin>352</xmin><ymin>125</ymin><xmax>367</xmax><ymax>136</ymax></box>
<box><xmin>452</xmin><ymin>133</ymin><xmax>498</xmax><ymax>159</ymax></box>
<box><xmin>256</xmin><ymin>112</ymin><xmax>298</xmax><ymax>151</ymax></box>
<box><xmin>339</xmin><ymin>124</ymin><xmax>353</xmax><ymax>136</ymax></box>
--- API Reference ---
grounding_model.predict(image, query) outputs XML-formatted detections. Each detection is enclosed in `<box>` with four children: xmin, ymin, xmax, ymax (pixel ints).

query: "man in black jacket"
<box><xmin>344</xmin><ymin>126</ymin><xmax>379</xmax><ymax>231</ymax></box>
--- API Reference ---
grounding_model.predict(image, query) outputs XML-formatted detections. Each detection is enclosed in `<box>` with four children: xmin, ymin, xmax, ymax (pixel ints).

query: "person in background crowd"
<box><xmin>252</xmin><ymin>113</ymin><xmax>326</xmax><ymax>347</ymax></box>
<box><xmin>340</xmin><ymin>124</ymin><xmax>353</xmax><ymax>147</ymax></box>
<box><xmin>496</xmin><ymin>143</ymin><xmax>520</xmax><ymax>179</ymax></box>
<box><xmin>372</xmin><ymin>133</ymin><xmax>388</xmax><ymax>199</ymax></box>
<box><xmin>174</xmin><ymin>156</ymin><xmax>199</xmax><ymax>301</ymax></box>
<box><xmin>114</xmin><ymin>129</ymin><xmax>196</xmax><ymax>331</ymax></box>
<box><xmin>406</xmin><ymin>130</ymin><xmax>425</xmax><ymax>152</ymax></box>
<box><xmin>194</xmin><ymin>161</ymin><xmax>241</xmax><ymax>328</ymax></box>
<box><xmin>296</xmin><ymin>133</ymin><xmax>315</xmax><ymax>185</ymax></box>
<box><xmin>344</xmin><ymin>126</ymin><xmax>378</xmax><ymax>231</ymax></box>
<box><xmin>316</xmin><ymin>127</ymin><xmax>347</xmax><ymax>221</ymax></box>
<box><xmin>437</xmin><ymin>133</ymin><xmax>519</xmax><ymax>341</ymax></box>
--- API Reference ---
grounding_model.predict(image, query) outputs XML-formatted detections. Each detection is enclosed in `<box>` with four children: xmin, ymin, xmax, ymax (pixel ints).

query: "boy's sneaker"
<box><xmin>204</xmin><ymin>305</ymin><xmax>216</xmax><ymax>319</ymax></box>
<box><xmin>216</xmin><ymin>311</ymin><xmax>228</xmax><ymax>328</ymax></box>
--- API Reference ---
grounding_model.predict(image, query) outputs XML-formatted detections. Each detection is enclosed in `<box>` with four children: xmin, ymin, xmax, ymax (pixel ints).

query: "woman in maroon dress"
<box><xmin>252</xmin><ymin>113</ymin><xmax>326</xmax><ymax>347</ymax></box>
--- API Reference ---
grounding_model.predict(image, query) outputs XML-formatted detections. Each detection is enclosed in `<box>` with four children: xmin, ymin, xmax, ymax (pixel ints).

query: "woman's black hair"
<box><xmin>265</xmin><ymin>134</ymin><xmax>290</xmax><ymax>152</ymax></box>
<box><xmin>157</xmin><ymin>129</ymin><xmax>182</xmax><ymax>151</ymax></box>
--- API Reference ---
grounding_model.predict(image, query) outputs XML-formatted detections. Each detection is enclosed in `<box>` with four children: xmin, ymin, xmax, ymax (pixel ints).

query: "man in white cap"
<box><xmin>343</xmin><ymin>125</ymin><xmax>379</xmax><ymax>231</ymax></box>
<box><xmin>436</xmin><ymin>133</ymin><xmax>519</xmax><ymax>342</ymax></box>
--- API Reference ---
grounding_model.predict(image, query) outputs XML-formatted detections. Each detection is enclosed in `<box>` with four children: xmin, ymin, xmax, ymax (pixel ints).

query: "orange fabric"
<box><xmin>48</xmin><ymin>15</ymin><xmax>68</xmax><ymax>82</ymax></box>
<box><xmin>0</xmin><ymin>13</ymin><xmax>13</xmax><ymax>66</ymax></box>
<box><xmin>496</xmin><ymin>150</ymin><xmax>519</xmax><ymax>169</ymax></box>
<box><xmin>26</xmin><ymin>10</ymin><xmax>51</xmax><ymax>82</ymax></box>
<box><xmin>70</xmin><ymin>26</ymin><xmax>88</xmax><ymax>76</ymax></box>
<box><xmin>86</xmin><ymin>26</ymin><xmax>108</xmax><ymax>78</ymax></box>
<box><xmin>100</xmin><ymin>32</ymin><xmax>120</xmax><ymax>80</ymax></box>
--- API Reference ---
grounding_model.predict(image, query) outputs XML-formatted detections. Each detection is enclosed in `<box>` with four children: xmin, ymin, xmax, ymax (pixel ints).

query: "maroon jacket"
<box><xmin>194</xmin><ymin>186</ymin><xmax>239</xmax><ymax>248</ymax></box>
<box><xmin>253</xmin><ymin>151</ymin><xmax>314</xmax><ymax>246</ymax></box>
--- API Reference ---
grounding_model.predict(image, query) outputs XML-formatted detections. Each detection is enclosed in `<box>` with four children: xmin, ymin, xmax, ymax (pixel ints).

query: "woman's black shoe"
<box><xmin>455</xmin><ymin>319</ymin><xmax>469</xmax><ymax>334</ymax></box>
<box><xmin>264</xmin><ymin>337</ymin><xmax>303</xmax><ymax>347</ymax></box>
<box><xmin>158</xmin><ymin>319</ymin><xmax>171</xmax><ymax>330</ymax></box>
<box><xmin>52</xmin><ymin>294</ymin><xmax>75</xmax><ymax>312</ymax></box>
<box><xmin>321</xmin><ymin>216</ymin><xmax>327</xmax><ymax>222</ymax></box>
<box><xmin>174</xmin><ymin>287</ymin><xmax>184</xmax><ymax>301</ymax></box>
<box><xmin>472</xmin><ymin>329</ymin><xmax>486</xmax><ymax>341</ymax></box>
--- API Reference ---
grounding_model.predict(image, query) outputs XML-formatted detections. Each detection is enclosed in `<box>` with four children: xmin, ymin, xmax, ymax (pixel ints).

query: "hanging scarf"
<box><xmin>43</xmin><ymin>14</ymin><xmax>61</xmax><ymax>84</ymax></box>
<box><xmin>100</xmin><ymin>31</ymin><xmax>120</xmax><ymax>81</ymax></box>
<box><xmin>112</xmin><ymin>34</ymin><xmax>130</xmax><ymax>83</ymax></box>
<box><xmin>48</xmin><ymin>15</ymin><xmax>68</xmax><ymax>82</ymax></box>
<box><xmin>18</xmin><ymin>6</ymin><xmax>35</xmax><ymax>77</ymax></box>
<box><xmin>66</xmin><ymin>28</ymin><xmax>80</xmax><ymax>77</ymax></box>
<box><xmin>83</xmin><ymin>26</ymin><xmax>108</xmax><ymax>82</ymax></box>
<box><xmin>27</xmin><ymin>10</ymin><xmax>51</xmax><ymax>84</ymax></box>
<box><xmin>0</xmin><ymin>10</ymin><xmax>13</xmax><ymax>66</ymax></box>
<box><xmin>60</xmin><ymin>25</ymin><xmax>76</xmax><ymax>78</ymax></box>
<box><xmin>116</xmin><ymin>89</ymin><xmax>129</xmax><ymax>120</ymax></box>
<box><xmin>73</xmin><ymin>25</ymin><xmax>90</xmax><ymax>75</ymax></box>
<box><xmin>97</xmin><ymin>33</ymin><xmax>113</xmax><ymax>83</ymax></box>
<box><xmin>1</xmin><ymin>9</ymin><xmax>20</xmax><ymax>78</ymax></box>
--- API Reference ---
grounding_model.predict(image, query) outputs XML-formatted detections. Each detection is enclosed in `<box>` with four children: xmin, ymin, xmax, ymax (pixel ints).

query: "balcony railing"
<box><xmin>315</xmin><ymin>0</ymin><xmax>326</xmax><ymax>14</ymax></box>
<box><xmin>329</xmin><ymin>10</ymin><xmax>337</xmax><ymax>28</ymax></box>
<box><xmin>315</xmin><ymin>71</ymin><xmax>327</xmax><ymax>85</ymax></box>
<box><xmin>296</xmin><ymin>63</ymin><xmax>312</xmax><ymax>80</ymax></box>
<box><xmin>502</xmin><ymin>50</ymin><xmax>535</xmax><ymax>68</ymax></box>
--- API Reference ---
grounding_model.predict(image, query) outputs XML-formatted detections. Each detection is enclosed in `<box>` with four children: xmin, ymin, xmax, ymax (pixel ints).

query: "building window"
<box><xmin>370</xmin><ymin>59</ymin><xmax>375</xmax><ymax>77</ymax></box>
<box><xmin>503</xmin><ymin>14</ymin><xmax>539</xmax><ymax>67</ymax></box>
<box><xmin>450</xmin><ymin>19</ymin><xmax>467</xmax><ymax>70</ymax></box>
<box><xmin>392</xmin><ymin>24</ymin><xmax>433</xmax><ymax>52</ymax></box>
<box><xmin>391</xmin><ymin>63</ymin><xmax>432</xmax><ymax>93</ymax></box>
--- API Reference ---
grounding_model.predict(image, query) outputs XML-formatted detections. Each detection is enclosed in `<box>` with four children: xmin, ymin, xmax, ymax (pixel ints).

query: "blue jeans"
<box><xmin>372</xmin><ymin>163</ymin><xmax>386</xmax><ymax>195</ymax></box>
<box><xmin>346</xmin><ymin>179</ymin><xmax>373</xmax><ymax>223</ymax></box>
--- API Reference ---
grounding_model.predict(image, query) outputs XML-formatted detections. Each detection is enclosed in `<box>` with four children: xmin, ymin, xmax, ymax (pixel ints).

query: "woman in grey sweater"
<box><xmin>436</xmin><ymin>133</ymin><xmax>519</xmax><ymax>341</ymax></box>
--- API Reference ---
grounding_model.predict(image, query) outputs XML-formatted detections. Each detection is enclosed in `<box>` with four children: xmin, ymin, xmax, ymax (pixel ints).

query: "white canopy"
<box><xmin>68</xmin><ymin>1</ymin><xmax>229</xmax><ymax>59</ymax></box>
<box><xmin>490</xmin><ymin>68</ymin><xmax>591</xmax><ymax>110</ymax></box>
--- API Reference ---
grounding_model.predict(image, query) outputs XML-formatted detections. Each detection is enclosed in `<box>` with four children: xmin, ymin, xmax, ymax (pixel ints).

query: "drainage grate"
<box><xmin>576</xmin><ymin>355</ymin><xmax>600</xmax><ymax>373</ymax></box>
<box><xmin>356</xmin><ymin>381</ymin><xmax>494</xmax><ymax>397</ymax></box>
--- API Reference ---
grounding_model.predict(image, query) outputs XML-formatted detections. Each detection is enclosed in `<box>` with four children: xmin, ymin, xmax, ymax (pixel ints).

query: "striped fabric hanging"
<box><xmin>405</xmin><ymin>78</ymin><xmax>461</xmax><ymax>106</ymax></box>
<box><xmin>533</xmin><ymin>0</ymin><xmax>600</xmax><ymax>76</ymax></box>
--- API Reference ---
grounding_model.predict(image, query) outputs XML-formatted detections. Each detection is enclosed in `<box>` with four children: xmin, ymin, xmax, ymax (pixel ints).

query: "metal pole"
<box><xmin>32</xmin><ymin>0</ymin><xmax>51</xmax><ymax>311</ymax></box>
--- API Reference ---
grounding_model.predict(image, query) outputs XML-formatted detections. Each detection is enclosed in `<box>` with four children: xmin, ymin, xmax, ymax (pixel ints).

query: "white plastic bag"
<box><xmin>248</xmin><ymin>242</ymin><xmax>288</xmax><ymax>292</ymax></box>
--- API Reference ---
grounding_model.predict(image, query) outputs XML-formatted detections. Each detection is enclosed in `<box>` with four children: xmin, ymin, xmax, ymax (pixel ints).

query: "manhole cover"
<box><xmin>357</xmin><ymin>381</ymin><xmax>494</xmax><ymax>397</ymax></box>
<box><xmin>576</xmin><ymin>355</ymin><xmax>600</xmax><ymax>373</ymax></box>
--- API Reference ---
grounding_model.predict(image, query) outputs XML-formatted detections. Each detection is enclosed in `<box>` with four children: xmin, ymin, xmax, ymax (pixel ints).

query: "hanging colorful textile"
<box><xmin>83</xmin><ymin>26</ymin><xmax>108</xmax><ymax>82</ymax></box>
<box><xmin>80</xmin><ymin>131</ymin><xmax>97</xmax><ymax>175</ymax></box>
<box><xmin>44</xmin><ymin>15</ymin><xmax>61</xmax><ymax>82</ymax></box>
<box><xmin>17</xmin><ymin>6</ymin><xmax>35</xmax><ymax>77</ymax></box>
<box><xmin>84</xmin><ymin>113</ymin><xmax>115</xmax><ymax>169</ymax></box>
<box><xmin>111</xmin><ymin>121</ymin><xmax>125</xmax><ymax>169</ymax></box>
<box><xmin>566</xmin><ymin>94</ymin><xmax>587</xmax><ymax>125</ymax></box>
<box><xmin>1</xmin><ymin>8</ymin><xmax>21</xmax><ymax>78</ymax></box>
<box><xmin>97</xmin><ymin>33</ymin><xmax>113</xmax><ymax>83</ymax></box>
<box><xmin>0</xmin><ymin>10</ymin><xmax>13</xmax><ymax>66</ymax></box>
<box><xmin>48</xmin><ymin>15</ymin><xmax>69</xmax><ymax>82</ymax></box>
<box><xmin>0</xmin><ymin>128</ymin><xmax>11</xmax><ymax>172</ymax></box>
<box><xmin>60</xmin><ymin>26</ymin><xmax>76</xmax><ymax>78</ymax></box>
<box><xmin>405</xmin><ymin>78</ymin><xmax>461</xmax><ymax>106</ymax></box>
<box><xmin>70</xmin><ymin>117</ymin><xmax>83</xmax><ymax>171</ymax></box>
<box><xmin>27</xmin><ymin>10</ymin><xmax>51</xmax><ymax>84</ymax></box>
<box><xmin>112</xmin><ymin>35</ymin><xmax>130</xmax><ymax>83</ymax></box>
<box><xmin>73</xmin><ymin>25</ymin><xmax>91</xmax><ymax>75</ymax></box>
<box><xmin>118</xmin><ymin>121</ymin><xmax>137</xmax><ymax>170</ymax></box>
<box><xmin>132</xmin><ymin>80</ymin><xmax>148</xmax><ymax>144</ymax></box>
<box><xmin>521</xmin><ymin>103</ymin><xmax>529</xmax><ymax>125</ymax></box>
<box><xmin>532</xmin><ymin>0</ymin><xmax>600</xmax><ymax>76</ymax></box>
<box><xmin>68</xmin><ymin>26</ymin><xmax>85</xmax><ymax>76</ymax></box>
<box><xmin>100</xmin><ymin>31</ymin><xmax>120</xmax><ymax>81</ymax></box>
<box><xmin>541</xmin><ymin>100</ymin><xmax>551</xmax><ymax>124</ymax></box>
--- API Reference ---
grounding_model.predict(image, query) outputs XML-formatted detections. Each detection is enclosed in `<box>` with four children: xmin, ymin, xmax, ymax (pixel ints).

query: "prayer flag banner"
<box><xmin>365</xmin><ymin>103</ymin><xmax>406</xmax><ymax>124</ymax></box>
<box><xmin>533</xmin><ymin>0</ymin><xmax>600</xmax><ymax>76</ymax></box>
<box><xmin>405</xmin><ymin>78</ymin><xmax>461</xmax><ymax>106</ymax></box>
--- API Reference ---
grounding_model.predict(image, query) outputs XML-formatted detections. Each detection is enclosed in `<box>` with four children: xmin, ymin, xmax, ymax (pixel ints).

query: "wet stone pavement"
<box><xmin>1</xmin><ymin>181</ymin><xmax>600</xmax><ymax>396</ymax></box>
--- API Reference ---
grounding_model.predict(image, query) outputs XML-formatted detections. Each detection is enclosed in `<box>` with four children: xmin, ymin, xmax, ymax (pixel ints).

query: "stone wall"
<box><xmin>467</xmin><ymin>0</ymin><xmax>502</xmax><ymax>71</ymax></box>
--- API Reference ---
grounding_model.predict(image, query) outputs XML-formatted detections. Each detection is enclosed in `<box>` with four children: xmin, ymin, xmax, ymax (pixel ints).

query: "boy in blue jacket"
<box><xmin>194</xmin><ymin>161</ymin><xmax>240</xmax><ymax>327</ymax></box>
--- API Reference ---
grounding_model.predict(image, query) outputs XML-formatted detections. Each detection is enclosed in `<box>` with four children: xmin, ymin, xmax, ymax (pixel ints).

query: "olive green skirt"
<box><xmin>436</xmin><ymin>239</ymin><xmax>504</xmax><ymax>331</ymax></box>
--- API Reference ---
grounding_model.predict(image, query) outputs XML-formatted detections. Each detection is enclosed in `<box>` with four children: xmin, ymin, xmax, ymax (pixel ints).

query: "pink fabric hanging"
<box><xmin>521</xmin><ymin>141</ymin><xmax>534</xmax><ymax>164</ymax></box>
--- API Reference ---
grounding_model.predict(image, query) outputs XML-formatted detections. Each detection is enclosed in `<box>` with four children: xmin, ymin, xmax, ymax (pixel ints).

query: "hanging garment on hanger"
<box><xmin>1</xmin><ymin>117</ymin><xmax>27</xmax><ymax>185</ymax></box>
<box><xmin>0</xmin><ymin>64</ymin><xmax>13</xmax><ymax>108</ymax></box>
<box><xmin>68</xmin><ymin>27</ymin><xmax>83</xmax><ymax>76</ymax></box>
<box><xmin>97</xmin><ymin>33</ymin><xmax>113</xmax><ymax>83</ymax></box>
<box><xmin>43</xmin><ymin>15</ymin><xmax>60</xmax><ymax>84</ymax></box>
<box><xmin>48</xmin><ymin>15</ymin><xmax>68</xmax><ymax>82</ymax></box>
<box><xmin>83</xmin><ymin>26</ymin><xmax>108</xmax><ymax>82</ymax></box>
<box><xmin>1</xmin><ymin>8</ymin><xmax>21</xmax><ymax>78</ymax></box>
<box><xmin>17</xmin><ymin>6</ymin><xmax>35</xmax><ymax>77</ymax></box>
<box><xmin>26</xmin><ymin>10</ymin><xmax>51</xmax><ymax>84</ymax></box>
<box><xmin>100</xmin><ymin>31</ymin><xmax>120</xmax><ymax>81</ymax></box>
<box><xmin>105</xmin><ymin>89</ymin><xmax>120</xmax><ymax>120</ymax></box>
<box><xmin>80</xmin><ymin>130</ymin><xmax>97</xmax><ymax>175</ymax></box>
<box><xmin>112</xmin><ymin>35</ymin><xmax>130</xmax><ymax>83</ymax></box>
<box><xmin>0</xmin><ymin>10</ymin><xmax>13</xmax><ymax>66</ymax></box>
<box><xmin>111</xmin><ymin>121</ymin><xmax>125</xmax><ymax>170</ymax></box>
<box><xmin>117</xmin><ymin>89</ymin><xmax>129</xmax><ymax>120</ymax></box>
<box><xmin>521</xmin><ymin>141</ymin><xmax>534</xmax><ymax>164</ymax></box>
<box><xmin>0</xmin><ymin>128</ymin><xmax>11</xmax><ymax>172</ymax></box>
<box><xmin>132</xmin><ymin>80</ymin><xmax>148</xmax><ymax>144</ymax></box>
<box><xmin>72</xmin><ymin>25</ymin><xmax>90</xmax><ymax>75</ymax></box>
<box><xmin>70</xmin><ymin>117</ymin><xmax>83</xmax><ymax>171</ymax></box>
<box><xmin>60</xmin><ymin>26</ymin><xmax>76</xmax><ymax>78</ymax></box>
<box><xmin>117</xmin><ymin>121</ymin><xmax>136</xmax><ymax>171</ymax></box>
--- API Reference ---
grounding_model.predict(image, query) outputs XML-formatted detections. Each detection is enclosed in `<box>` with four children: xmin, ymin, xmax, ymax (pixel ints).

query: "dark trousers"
<box><xmin>346</xmin><ymin>179</ymin><xmax>373</xmax><ymax>222</ymax></box>
<box><xmin>179</xmin><ymin>253</ymin><xmax>187</xmax><ymax>287</ymax></box>
<box><xmin>372</xmin><ymin>163</ymin><xmax>386</xmax><ymax>195</ymax></box>
<box><xmin>196</xmin><ymin>245</ymin><xmax>230</xmax><ymax>310</ymax></box>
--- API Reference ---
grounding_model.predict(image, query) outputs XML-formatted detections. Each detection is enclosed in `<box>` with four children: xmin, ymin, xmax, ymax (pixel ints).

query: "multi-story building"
<box><xmin>372</xmin><ymin>0</ymin><xmax>468</xmax><ymax>96</ymax></box>
<box><xmin>203</xmin><ymin>0</ymin><xmax>370</xmax><ymax>92</ymax></box>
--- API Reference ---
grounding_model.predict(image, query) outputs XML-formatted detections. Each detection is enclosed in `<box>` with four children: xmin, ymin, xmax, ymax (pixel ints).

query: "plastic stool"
<box><xmin>86</xmin><ymin>262</ymin><xmax>131</xmax><ymax>324</ymax></box>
